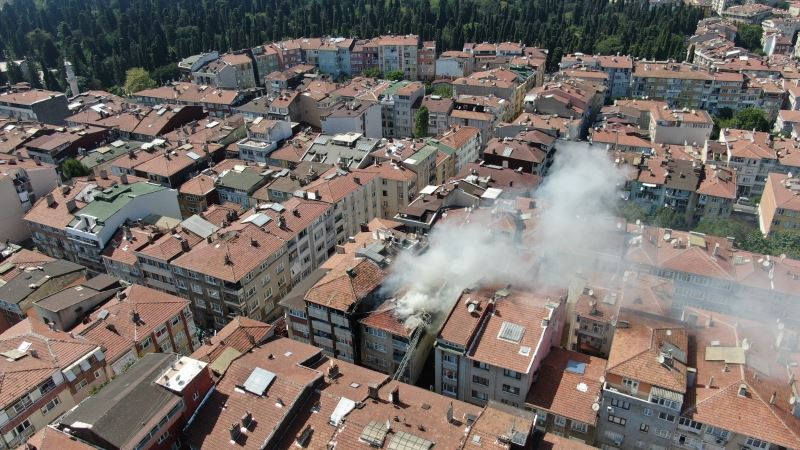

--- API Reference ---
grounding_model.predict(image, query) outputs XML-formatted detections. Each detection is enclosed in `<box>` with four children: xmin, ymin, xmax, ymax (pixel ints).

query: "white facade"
<box><xmin>321</xmin><ymin>103</ymin><xmax>382</xmax><ymax>139</ymax></box>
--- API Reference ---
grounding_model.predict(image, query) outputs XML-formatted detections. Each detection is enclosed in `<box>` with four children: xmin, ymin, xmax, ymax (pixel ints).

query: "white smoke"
<box><xmin>385</xmin><ymin>141</ymin><xmax>630</xmax><ymax>328</ymax></box>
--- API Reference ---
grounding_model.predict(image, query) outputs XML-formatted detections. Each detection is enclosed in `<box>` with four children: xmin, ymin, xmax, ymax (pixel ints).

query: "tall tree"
<box><xmin>414</xmin><ymin>106</ymin><xmax>429</xmax><ymax>138</ymax></box>
<box><xmin>123</xmin><ymin>67</ymin><xmax>156</xmax><ymax>94</ymax></box>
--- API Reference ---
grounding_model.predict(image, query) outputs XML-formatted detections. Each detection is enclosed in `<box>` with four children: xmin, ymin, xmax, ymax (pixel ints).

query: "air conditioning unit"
<box><xmin>607</xmin><ymin>406</ymin><xmax>615</xmax><ymax>414</ymax></box>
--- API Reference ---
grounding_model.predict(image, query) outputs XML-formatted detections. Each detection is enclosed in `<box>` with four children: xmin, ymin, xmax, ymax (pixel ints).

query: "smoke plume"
<box><xmin>385</xmin><ymin>141</ymin><xmax>630</xmax><ymax>328</ymax></box>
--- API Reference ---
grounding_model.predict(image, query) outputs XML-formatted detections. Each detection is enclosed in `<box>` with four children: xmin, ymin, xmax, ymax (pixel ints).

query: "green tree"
<box><xmin>734</xmin><ymin>24</ymin><xmax>763</xmax><ymax>52</ymax></box>
<box><xmin>414</xmin><ymin>106</ymin><xmax>429</xmax><ymax>138</ymax></box>
<box><xmin>431</xmin><ymin>84</ymin><xmax>453</xmax><ymax>98</ymax></box>
<box><xmin>123</xmin><ymin>67</ymin><xmax>156</xmax><ymax>95</ymax></box>
<box><xmin>694</xmin><ymin>218</ymin><xmax>752</xmax><ymax>244</ymax></box>
<box><xmin>61</xmin><ymin>159</ymin><xmax>90</xmax><ymax>180</ymax></box>
<box><xmin>363</xmin><ymin>67</ymin><xmax>381</xmax><ymax>78</ymax></box>
<box><xmin>151</xmin><ymin>63</ymin><xmax>180</xmax><ymax>84</ymax></box>
<box><xmin>713</xmin><ymin>107</ymin><xmax>772</xmax><ymax>138</ymax></box>
<box><xmin>651</xmin><ymin>207</ymin><xmax>687</xmax><ymax>230</ymax></box>
<box><xmin>386</xmin><ymin>70</ymin><xmax>404</xmax><ymax>81</ymax></box>
<box><xmin>616</xmin><ymin>201</ymin><xmax>648</xmax><ymax>224</ymax></box>
<box><xmin>5</xmin><ymin>62</ymin><xmax>24</xmax><ymax>84</ymax></box>
<box><xmin>42</xmin><ymin>67</ymin><xmax>63</xmax><ymax>92</ymax></box>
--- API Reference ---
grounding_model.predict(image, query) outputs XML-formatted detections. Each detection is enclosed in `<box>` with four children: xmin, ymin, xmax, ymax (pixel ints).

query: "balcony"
<box><xmin>311</xmin><ymin>319</ymin><xmax>333</xmax><ymax>334</ymax></box>
<box><xmin>313</xmin><ymin>335</ymin><xmax>333</xmax><ymax>348</ymax></box>
<box><xmin>330</xmin><ymin>314</ymin><xmax>349</xmax><ymax>328</ymax></box>
<box><xmin>308</xmin><ymin>307</ymin><xmax>328</xmax><ymax>321</ymax></box>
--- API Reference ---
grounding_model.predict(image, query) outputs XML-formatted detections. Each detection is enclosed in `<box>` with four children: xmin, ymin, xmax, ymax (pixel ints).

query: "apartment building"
<box><xmin>25</xmin><ymin>178</ymin><xmax>180</xmax><ymax>273</ymax></box>
<box><xmin>369</xmin><ymin>138</ymin><xmax>437</xmax><ymax>188</ymax></box>
<box><xmin>453</xmin><ymin>67</ymin><xmax>537</xmax><ymax>117</ymax></box>
<box><xmin>249</xmin><ymin>45</ymin><xmax>281</xmax><ymax>85</ymax></box>
<box><xmin>721</xmin><ymin>3</ymin><xmax>773</xmax><ymax>24</ymax></box>
<box><xmin>417</xmin><ymin>41</ymin><xmax>436</xmax><ymax>81</ymax></box>
<box><xmin>0</xmin><ymin>319</ymin><xmax>108</xmax><ymax>448</ymax></box>
<box><xmin>525</xmin><ymin>348</ymin><xmax>606</xmax><ymax>445</ymax></box>
<box><xmin>236</xmin><ymin>117</ymin><xmax>293</xmax><ymax>163</ymax></box>
<box><xmin>303</xmin><ymin>168</ymin><xmax>382</xmax><ymax>239</ymax></box>
<box><xmin>674</xmin><ymin>307</ymin><xmax>800</xmax><ymax>450</ymax></box>
<box><xmin>714</xmin><ymin>128</ymin><xmax>777</xmax><ymax>198</ymax></box>
<box><xmin>435</xmin><ymin>50</ymin><xmax>476</xmax><ymax>79</ymax></box>
<box><xmin>190</xmin><ymin>315</ymin><xmax>274</xmax><ymax>374</ymax></box>
<box><xmin>133</xmin><ymin>82</ymin><xmax>251</xmax><ymax>117</ymax></box>
<box><xmin>0</xmin><ymin>157</ymin><xmax>59</xmax><ymax>244</ymax></box>
<box><xmin>380</xmin><ymin>81</ymin><xmax>425</xmax><ymax>138</ymax></box>
<box><xmin>525</xmin><ymin>80</ymin><xmax>605</xmax><ymax>138</ymax></box>
<box><xmin>185</xmin><ymin>337</ymin><xmax>532</xmax><ymax>449</ymax></box>
<box><xmin>171</xmin><ymin>218</ymin><xmax>290</xmax><ymax>329</ymax></box>
<box><xmin>134</xmin><ymin>224</ymin><xmax>205</xmax><ymax>295</ymax></box>
<box><xmin>435</xmin><ymin>286</ymin><xmax>566</xmax><ymax>408</ymax></box>
<box><xmin>58</xmin><ymin>353</ymin><xmax>213</xmax><ymax>450</ymax></box>
<box><xmin>192</xmin><ymin>52</ymin><xmax>257</xmax><ymax>90</ymax></box>
<box><xmin>759</xmin><ymin>172</ymin><xmax>800</xmax><ymax>235</ymax></box>
<box><xmin>178</xmin><ymin>173</ymin><xmax>218</xmax><ymax>217</ymax></box>
<box><xmin>559</xmin><ymin>54</ymin><xmax>634</xmax><ymax>98</ymax></box>
<box><xmin>320</xmin><ymin>100</ymin><xmax>382</xmax><ymax>138</ymax></box>
<box><xmin>75</xmin><ymin>284</ymin><xmax>199</xmax><ymax>375</ymax></box>
<box><xmin>316</xmin><ymin>37</ymin><xmax>354</xmax><ymax>78</ymax></box>
<box><xmin>420</xmin><ymin>95</ymin><xmax>454</xmax><ymax>135</ymax></box>
<box><xmin>428</xmin><ymin>126</ymin><xmax>482</xmax><ymax>178</ymax></box>
<box><xmin>483</xmin><ymin>131</ymin><xmax>556</xmax><ymax>176</ymax></box>
<box><xmin>0</xmin><ymin>87</ymin><xmax>70</xmax><ymax>125</ymax></box>
<box><xmin>350</xmin><ymin>39</ymin><xmax>379</xmax><ymax>76</ymax></box>
<box><xmin>374</xmin><ymin>35</ymin><xmax>420</xmax><ymax>80</ymax></box>
<box><xmin>624</xmin><ymin>225</ymin><xmax>800</xmax><ymax>318</ymax></box>
<box><xmin>30</xmin><ymin>274</ymin><xmax>121</xmax><ymax>332</ymax></box>
<box><xmin>302</xmin><ymin>255</ymin><xmax>387</xmax><ymax>363</ymax></box>
<box><xmin>24</xmin><ymin>125</ymin><xmax>110</xmax><ymax>165</ymax></box>
<box><xmin>649</xmin><ymin>107</ymin><xmax>713</xmax><ymax>146</ymax></box>
<box><xmin>595</xmin><ymin>311</ymin><xmax>689</xmax><ymax>450</ymax></box>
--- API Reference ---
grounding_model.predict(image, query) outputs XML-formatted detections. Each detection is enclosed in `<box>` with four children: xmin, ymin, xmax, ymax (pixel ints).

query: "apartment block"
<box><xmin>374</xmin><ymin>35</ymin><xmax>420</xmax><ymax>80</ymax></box>
<box><xmin>191</xmin><ymin>52</ymin><xmax>257</xmax><ymax>90</ymax></box>
<box><xmin>380</xmin><ymin>81</ymin><xmax>425</xmax><ymax>138</ymax></box>
<box><xmin>25</xmin><ymin>178</ymin><xmax>180</xmax><ymax>273</ymax></box>
<box><xmin>57</xmin><ymin>353</ymin><xmax>213</xmax><ymax>450</ymax></box>
<box><xmin>759</xmin><ymin>172</ymin><xmax>800</xmax><ymax>235</ymax></box>
<box><xmin>649</xmin><ymin>107</ymin><xmax>713</xmax><ymax>146</ymax></box>
<box><xmin>0</xmin><ymin>319</ymin><xmax>108</xmax><ymax>448</ymax></box>
<box><xmin>320</xmin><ymin>100</ymin><xmax>382</xmax><ymax>139</ymax></box>
<box><xmin>236</xmin><ymin>117</ymin><xmax>293</xmax><ymax>163</ymax></box>
<box><xmin>0</xmin><ymin>157</ymin><xmax>59</xmax><ymax>244</ymax></box>
<box><xmin>133</xmin><ymin>82</ymin><xmax>251</xmax><ymax>117</ymax></box>
<box><xmin>435</xmin><ymin>286</ymin><xmax>566</xmax><ymax>408</ymax></box>
<box><xmin>0</xmin><ymin>87</ymin><xmax>70</xmax><ymax>125</ymax></box>
<box><xmin>483</xmin><ymin>131</ymin><xmax>556</xmax><ymax>176</ymax></box>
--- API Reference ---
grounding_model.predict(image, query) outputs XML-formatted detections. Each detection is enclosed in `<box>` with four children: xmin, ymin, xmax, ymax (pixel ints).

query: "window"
<box><xmin>643</xmin><ymin>407</ymin><xmax>653</xmax><ymax>416</ymax></box>
<box><xmin>622</xmin><ymin>378</ymin><xmax>639</xmax><ymax>391</ymax></box>
<box><xmin>745</xmin><ymin>437</ymin><xmax>769</xmax><ymax>449</ymax></box>
<box><xmin>157</xmin><ymin>432</ymin><xmax>170</xmax><ymax>444</ymax></box>
<box><xmin>193</xmin><ymin>391</ymin><xmax>200</xmax><ymax>400</ymax></box>
<box><xmin>41</xmin><ymin>397</ymin><xmax>61</xmax><ymax>415</ymax></box>
<box><xmin>211</xmin><ymin>303</ymin><xmax>223</xmax><ymax>314</ymax></box>
<box><xmin>679</xmin><ymin>417</ymin><xmax>702</xmax><ymax>432</ymax></box>
<box><xmin>472</xmin><ymin>375</ymin><xmax>489</xmax><ymax>386</ymax></box>
<box><xmin>39</xmin><ymin>378</ymin><xmax>56</xmax><ymax>395</ymax></box>
<box><xmin>503</xmin><ymin>369</ymin><xmax>522</xmax><ymax>380</ymax></box>
<box><xmin>176</xmin><ymin>279</ymin><xmax>187</xmax><ymax>289</ymax></box>
<box><xmin>289</xmin><ymin>309</ymin><xmax>307</xmax><ymax>319</ymax></box>
<box><xmin>366</xmin><ymin>327</ymin><xmax>386</xmax><ymax>338</ymax></box>
<box><xmin>472</xmin><ymin>361</ymin><xmax>489</xmax><ymax>370</ymax></box>
<box><xmin>442</xmin><ymin>383</ymin><xmax>456</xmax><ymax>395</ymax></box>
<box><xmin>205</xmin><ymin>275</ymin><xmax>217</xmax><ymax>285</ymax></box>
<box><xmin>471</xmin><ymin>390</ymin><xmax>488</xmax><ymax>401</ymax></box>
<box><xmin>208</xmin><ymin>288</ymin><xmax>220</xmax><ymax>298</ymax></box>
<box><xmin>608</xmin><ymin>415</ymin><xmax>627</xmax><ymax>426</ymax></box>
<box><xmin>13</xmin><ymin>395</ymin><xmax>32</xmax><ymax>414</ymax></box>
<box><xmin>13</xmin><ymin>419</ymin><xmax>31</xmax><ymax>437</ymax></box>
<box><xmin>76</xmin><ymin>379</ymin><xmax>88</xmax><ymax>391</ymax></box>
<box><xmin>442</xmin><ymin>353</ymin><xmax>457</xmax><ymax>365</ymax></box>
<box><xmin>640</xmin><ymin>423</ymin><xmax>649</xmax><ymax>432</ymax></box>
<box><xmin>141</xmin><ymin>336</ymin><xmax>153</xmax><ymax>349</ymax></box>
<box><xmin>94</xmin><ymin>369</ymin><xmax>102</xmax><ymax>379</ymax></box>
<box><xmin>367</xmin><ymin>342</ymin><xmax>387</xmax><ymax>353</ymax></box>
<box><xmin>194</xmin><ymin>298</ymin><xmax>206</xmax><ymax>309</ymax></box>
<box><xmin>610</xmin><ymin>398</ymin><xmax>630</xmax><ymax>410</ymax></box>
<box><xmin>705</xmin><ymin>426</ymin><xmax>730</xmax><ymax>441</ymax></box>
<box><xmin>442</xmin><ymin>368</ymin><xmax>457</xmax><ymax>381</ymax></box>
<box><xmin>650</xmin><ymin>394</ymin><xmax>680</xmax><ymax>410</ymax></box>
<box><xmin>658</xmin><ymin>412</ymin><xmax>676</xmax><ymax>423</ymax></box>
<box><xmin>155</xmin><ymin>325</ymin><xmax>168</xmax><ymax>338</ymax></box>
<box><xmin>553</xmin><ymin>415</ymin><xmax>567</xmax><ymax>427</ymax></box>
<box><xmin>501</xmin><ymin>384</ymin><xmax>520</xmax><ymax>395</ymax></box>
<box><xmin>655</xmin><ymin>428</ymin><xmax>671</xmax><ymax>439</ymax></box>
<box><xmin>191</xmin><ymin>283</ymin><xmax>203</xmax><ymax>294</ymax></box>
<box><xmin>571</xmin><ymin>421</ymin><xmax>588</xmax><ymax>433</ymax></box>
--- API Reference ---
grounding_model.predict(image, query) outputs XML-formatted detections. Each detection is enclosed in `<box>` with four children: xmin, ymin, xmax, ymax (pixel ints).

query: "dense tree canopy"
<box><xmin>0</xmin><ymin>0</ymin><xmax>704</xmax><ymax>89</ymax></box>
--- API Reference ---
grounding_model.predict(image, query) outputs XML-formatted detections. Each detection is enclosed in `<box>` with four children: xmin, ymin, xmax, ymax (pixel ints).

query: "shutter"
<box><xmin>64</xmin><ymin>369</ymin><xmax>76</xmax><ymax>382</ymax></box>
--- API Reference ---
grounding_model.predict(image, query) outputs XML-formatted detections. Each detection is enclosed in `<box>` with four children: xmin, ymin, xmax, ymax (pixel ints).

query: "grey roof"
<box><xmin>181</xmin><ymin>215</ymin><xmax>219</xmax><ymax>239</ymax></box>
<box><xmin>0</xmin><ymin>259</ymin><xmax>85</xmax><ymax>306</ymax></box>
<box><xmin>217</xmin><ymin>170</ymin><xmax>268</xmax><ymax>193</ymax></box>
<box><xmin>81</xmin><ymin>274</ymin><xmax>122</xmax><ymax>291</ymax></box>
<box><xmin>234</xmin><ymin>96</ymin><xmax>272</xmax><ymax>115</ymax></box>
<box><xmin>303</xmin><ymin>135</ymin><xmax>379</xmax><ymax>168</ymax></box>
<box><xmin>59</xmin><ymin>353</ymin><xmax>181</xmax><ymax>449</ymax></box>
<box><xmin>33</xmin><ymin>285</ymin><xmax>100</xmax><ymax>312</ymax></box>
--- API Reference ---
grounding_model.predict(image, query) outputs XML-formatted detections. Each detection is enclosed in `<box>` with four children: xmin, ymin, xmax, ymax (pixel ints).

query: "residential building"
<box><xmin>525</xmin><ymin>348</ymin><xmax>606</xmax><ymax>445</ymax></box>
<box><xmin>101</xmin><ymin>224</ymin><xmax>158</xmax><ymax>284</ymax></box>
<box><xmin>25</xmin><ymin>180</ymin><xmax>181</xmax><ymax>273</ymax></box>
<box><xmin>24</xmin><ymin>125</ymin><xmax>110</xmax><ymax>165</ymax></box>
<box><xmin>236</xmin><ymin>118</ymin><xmax>293</xmax><ymax>164</ymax></box>
<box><xmin>417</xmin><ymin>41</ymin><xmax>436</xmax><ymax>81</ymax></box>
<box><xmin>178</xmin><ymin>173</ymin><xmax>218</xmax><ymax>218</ymax></box>
<box><xmin>759</xmin><ymin>172</ymin><xmax>800</xmax><ymax>235</ymax></box>
<box><xmin>133</xmin><ymin>83</ymin><xmax>252</xmax><ymax>117</ymax></box>
<box><xmin>369</xmin><ymin>138</ymin><xmax>438</xmax><ymax>187</ymax></box>
<box><xmin>0</xmin><ymin>259</ymin><xmax>86</xmax><ymax>332</ymax></box>
<box><xmin>0</xmin><ymin>319</ymin><xmax>108</xmax><ymax>449</ymax></box>
<box><xmin>595</xmin><ymin>311</ymin><xmax>689</xmax><ymax>450</ymax></box>
<box><xmin>458</xmin><ymin>162</ymin><xmax>542</xmax><ymax>192</ymax></box>
<box><xmin>649</xmin><ymin>107</ymin><xmax>713</xmax><ymax>146</ymax></box>
<box><xmin>380</xmin><ymin>81</ymin><xmax>425</xmax><ymax>138</ymax></box>
<box><xmin>453</xmin><ymin>67</ymin><xmax>537</xmax><ymax>117</ymax></box>
<box><xmin>320</xmin><ymin>100</ymin><xmax>382</xmax><ymax>138</ymax></box>
<box><xmin>75</xmin><ymin>284</ymin><xmax>199</xmax><ymax>375</ymax></box>
<box><xmin>171</xmin><ymin>219</ymin><xmax>290</xmax><ymax>329</ymax></box>
<box><xmin>134</xmin><ymin>222</ymin><xmax>206</xmax><ymax>295</ymax></box>
<box><xmin>524</xmin><ymin>80</ymin><xmax>604</xmax><ymax>138</ymax></box>
<box><xmin>435</xmin><ymin>51</ymin><xmax>476</xmax><ymax>79</ymax></box>
<box><xmin>303</xmin><ymin>168</ymin><xmax>382</xmax><ymax>239</ymax></box>
<box><xmin>190</xmin><ymin>316</ymin><xmax>273</xmax><ymax>377</ymax></box>
<box><xmin>420</xmin><ymin>95</ymin><xmax>454</xmax><ymax>136</ymax></box>
<box><xmin>57</xmin><ymin>353</ymin><xmax>213</xmax><ymax>450</ymax></box>
<box><xmin>482</xmin><ymin>131</ymin><xmax>556</xmax><ymax>175</ymax></box>
<box><xmin>0</xmin><ymin>157</ymin><xmax>59</xmax><ymax>244</ymax></box>
<box><xmin>32</xmin><ymin>274</ymin><xmax>121</xmax><ymax>331</ymax></box>
<box><xmin>374</xmin><ymin>35</ymin><xmax>420</xmax><ymax>80</ymax></box>
<box><xmin>714</xmin><ymin>128</ymin><xmax>776</xmax><ymax>198</ymax></box>
<box><xmin>721</xmin><ymin>3</ymin><xmax>773</xmax><ymax>24</ymax></box>
<box><xmin>0</xmin><ymin>87</ymin><xmax>70</xmax><ymax>125</ymax></box>
<box><xmin>192</xmin><ymin>52</ymin><xmax>257</xmax><ymax>90</ymax></box>
<box><xmin>131</xmin><ymin>141</ymin><xmax>225</xmax><ymax>189</ymax></box>
<box><xmin>317</xmin><ymin>38</ymin><xmax>354</xmax><ymax>78</ymax></box>
<box><xmin>435</xmin><ymin>286</ymin><xmax>566</xmax><ymax>408</ymax></box>
<box><xmin>302</xmin><ymin>132</ymin><xmax>379</xmax><ymax>169</ymax></box>
<box><xmin>350</xmin><ymin>39</ymin><xmax>379</xmax><ymax>76</ymax></box>
<box><xmin>214</xmin><ymin>165</ymin><xmax>271</xmax><ymax>209</ymax></box>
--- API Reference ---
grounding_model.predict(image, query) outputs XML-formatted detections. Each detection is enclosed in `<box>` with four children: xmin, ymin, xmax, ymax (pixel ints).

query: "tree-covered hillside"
<box><xmin>0</xmin><ymin>0</ymin><xmax>704</xmax><ymax>90</ymax></box>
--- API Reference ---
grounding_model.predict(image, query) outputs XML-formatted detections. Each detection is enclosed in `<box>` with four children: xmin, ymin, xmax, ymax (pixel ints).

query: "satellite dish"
<box><xmin>467</xmin><ymin>303</ymin><xmax>476</xmax><ymax>314</ymax></box>
<box><xmin>657</xmin><ymin>354</ymin><xmax>666</xmax><ymax>364</ymax></box>
<box><xmin>591</xmin><ymin>402</ymin><xmax>601</xmax><ymax>412</ymax></box>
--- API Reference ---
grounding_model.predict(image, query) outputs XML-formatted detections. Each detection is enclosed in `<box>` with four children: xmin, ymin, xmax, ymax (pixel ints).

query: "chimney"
<box><xmin>367</xmin><ymin>383</ymin><xmax>380</xmax><ymax>400</ymax></box>
<box><xmin>706</xmin><ymin>316</ymin><xmax>714</xmax><ymax>327</ymax></box>
<box><xmin>100</xmin><ymin>169</ymin><xmax>108</xmax><ymax>179</ymax></box>
<box><xmin>353</xmin><ymin>176</ymin><xmax>361</xmax><ymax>185</ymax></box>
<box><xmin>327</xmin><ymin>360</ymin><xmax>339</xmax><ymax>379</ymax></box>
<box><xmin>45</xmin><ymin>193</ymin><xmax>55</xmax><ymax>207</ymax></box>
<box><xmin>120</xmin><ymin>173</ymin><xmax>129</xmax><ymax>184</ymax></box>
<box><xmin>708</xmin><ymin>376</ymin><xmax>714</xmax><ymax>388</ymax></box>
<box><xmin>360</xmin><ymin>223</ymin><xmax>370</xmax><ymax>232</ymax></box>
<box><xmin>389</xmin><ymin>385</ymin><xmax>400</xmax><ymax>405</ymax></box>
<box><xmin>66</xmin><ymin>199</ymin><xmax>77</xmax><ymax>212</ymax></box>
<box><xmin>131</xmin><ymin>311</ymin><xmax>141</xmax><ymax>324</ymax></box>
<box><xmin>224</xmin><ymin>253</ymin><xmax>233</xmax><ymax>265</ymax></box>
<box><xmin>86</xmin><ymin>172</ymin><xmax>95</xmax><ymax>181</ymax></box>
<box><xmin>712</xmin><ymin>242</ymin><xmax>720</xmax><ymax>257</ymax></box>
<box><xmin>770</xmin><ymin>391</ymin><xmax>777</xmax><ymax>405</ymax></box>
<box><xmin>250</xmin><ymin>238</ymin><xmax>260</xmax><ymax>247</ymax></box>
<box><xmin>180</xmin><ymin>237</ymin><xmax>190</xmax><ymax>252</ymax></box>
